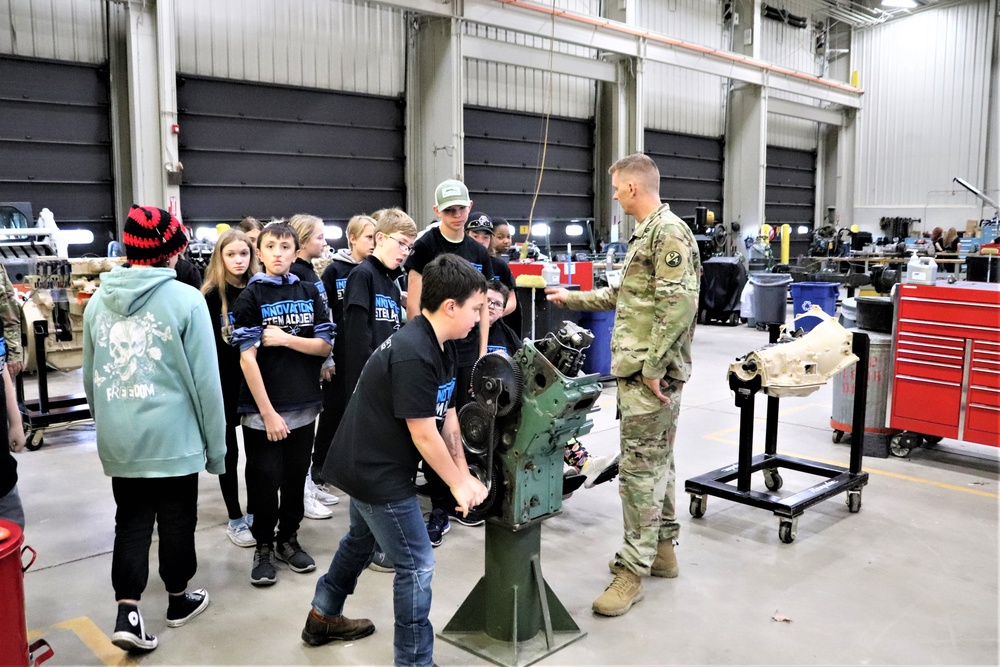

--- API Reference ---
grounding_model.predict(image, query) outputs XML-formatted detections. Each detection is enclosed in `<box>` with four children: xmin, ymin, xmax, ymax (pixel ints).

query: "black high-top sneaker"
<box><xmin>111</xmin><ymin>603</ymin><xmax>158</xmax><ymax>652</ymax></box>
<box><xmin>166</xmin><ymin>588</ymin><xmax>210</xmax><ymax>627</ymax></box>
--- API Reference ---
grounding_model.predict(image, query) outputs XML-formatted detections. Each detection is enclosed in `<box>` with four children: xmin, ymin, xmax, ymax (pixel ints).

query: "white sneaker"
<box><xmin>307</xmin><ymin>477</ymin><xmax>340</xmax><ymax>506</ymax></box>
<box><xmin>303</xmin><ymin>491</ymin><xmax>333</xmax><ymax>520</ymax></box>
<box><xmin>227</xmin><ymin>516</ymin><xmax>256</xmax><ymax>547</ymax></box>
<box><xmin>581</xmin><ymin>453</ymin><xmax>621</xmax><ymax>489</ymax></box>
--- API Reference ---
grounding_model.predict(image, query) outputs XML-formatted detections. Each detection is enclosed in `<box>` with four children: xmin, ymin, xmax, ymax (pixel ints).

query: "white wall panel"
<box><xmin>174</xmin><ymin>0</ymin><xmax>405</xmax><ymax>96</ymax></box>
<box><xmin>760</xmin><ymin>0</ymin><xmax>821</xmax><ymax>150</ymax></box>
<box><xmin>853</xmin><ymin>0</ymin><xmax>993</xmax><ymax>223</ymax></box>
<box><xmin>462</xmin><ymin>0</ymin><xmax>598</xmax><ymax>120</ymax></box>
<box><xmin>0</xmin><ymin>0</ymin><xmax>106</xmax><ymax>63</ymax></box>
<box><xmin>637</xmin><ymin>0</ymin><xmax>726</xmax><ymax>136</ymax></box>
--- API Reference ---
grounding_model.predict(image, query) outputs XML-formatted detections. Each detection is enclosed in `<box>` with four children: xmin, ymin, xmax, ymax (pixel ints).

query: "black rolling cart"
<box><xmin>684</xmin><ymin>326</ymin><xmax>870</xmax><ymax>543</ymax></box>
<box><xmin>15</xmin><ymin>319</ymin><xmax>91</xmax><ymax>450</ymax></box>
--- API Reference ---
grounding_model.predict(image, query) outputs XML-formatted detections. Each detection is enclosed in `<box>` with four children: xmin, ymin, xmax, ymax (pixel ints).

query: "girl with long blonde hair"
<box><xmin>201</xmin><ymin>229</ymin><xmax>260</xmax><ymax>547</ymax></box>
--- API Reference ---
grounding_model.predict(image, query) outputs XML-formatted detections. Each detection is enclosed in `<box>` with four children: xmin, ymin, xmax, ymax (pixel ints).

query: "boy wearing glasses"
<box><xmin>341</xmin><ymin>208</ymin><xmax>418</xmax><ymax>397</ymax></box>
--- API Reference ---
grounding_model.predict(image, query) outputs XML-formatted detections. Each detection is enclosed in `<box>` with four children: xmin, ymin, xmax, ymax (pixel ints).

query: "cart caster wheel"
<box><xmin>846</xmin><ymin>490</ymin><xmax>862</xmax><ymax>513</ymax></box>
<box><xmin>890</xmin><ymin>433</ymin><xmax>920</xmax><ymax>458</ymax></box>
<box><xmin>763</xmin><ymin>469</ymin><xmax>783</xmax><ymax>492</ymax></box>
<box><xmin>778</xmin><ymin>519</ymin><xmax>797</xmax><ymax>544</ymax></box>
<box><xmin>24</xmin><ymin>430</ymin><xmax>44</xmax><ymax>451</ymax></box>
<box><xmin>922</xmin><ymin>435</ymin><xmax>943</xmax><ymax>446</ymax></box>
<box><xmin>832</xmin><ymin>430</ymin><xmax>844</xmax><ymax>444</ymax></box>
<box><xmin>689</xmin><ymin>494</ymin><xmax>707</xmax><ymax>519</ymax></box>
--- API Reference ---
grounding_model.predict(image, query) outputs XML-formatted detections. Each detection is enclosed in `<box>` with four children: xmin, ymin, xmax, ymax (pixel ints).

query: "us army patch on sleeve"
<box><xmin>666</xmin><ymin>250</ymin><xmax>682</xmax><ymax>268</ymax></box>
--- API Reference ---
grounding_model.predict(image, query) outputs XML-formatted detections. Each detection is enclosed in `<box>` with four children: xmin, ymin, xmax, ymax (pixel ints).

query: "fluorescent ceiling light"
<box><xmin>531</xmin><ymin>223</ymin><xmax>550</xmax><ymax>236</ymax></box>
<box><xmin>61</xmin><ymin>229</ymin><xmax>95</xmax><ymax>245</ymax></box>
<box><xmin>325</xmin><ymin>225</ymin><xmax>343</xmax><ymax>240</ymax></box>
<box><xmin>797</xmin><ymin>225</ymin><xmax>810</xmax><ymax>235</ymax></box>
<box><xmin>881</xmin><ymin>0</ymin><xmax>917</xmax><ymax>8</ymax></box>
<box><xmin>566</xmin><ymin>224</ymin><xmax>584</xmax><ymax>237</ymax></box>
<box><xmin>194</xmin><ymin>226</ymin><xmax>218</xmax><ymax>243</ymax></box>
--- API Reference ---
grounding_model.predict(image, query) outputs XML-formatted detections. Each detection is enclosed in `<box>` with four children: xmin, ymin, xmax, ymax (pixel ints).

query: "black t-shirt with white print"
<box><xmin>231</xmin><ymin>273</ymin><xmax>334</xmax><ymax>415</ymax></box>
<box><xmin>290</xmin><ymin>258</ymin><xmax>330</xmax><ymax>318</ymax></box>
<box><xmin>341</xmin><ymin>255</ymin><xmax>404</xmax><ymax>395</ymax></box>
<box><xmin>404</xmin><ymin>226</ymin><xmax>493</xmax><ymax>367</ymax></box>
<box><xmin>323</xmin><ymin>315</ymin><xmax>456</xmax><ymax>504</ymax></box>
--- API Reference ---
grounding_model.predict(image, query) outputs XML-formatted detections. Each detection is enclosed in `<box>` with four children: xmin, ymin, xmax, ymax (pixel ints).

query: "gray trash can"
<box><xmin>748</xmin><ymin>273</ymin><xmax>793</xmax><ymax>325</ymax></box>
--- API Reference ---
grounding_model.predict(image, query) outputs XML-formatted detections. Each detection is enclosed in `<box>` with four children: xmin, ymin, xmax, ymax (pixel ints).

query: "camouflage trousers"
<box><xmin>614</xmin><ymin>372</ymin><xmax>683</xmax><ymax>576</ymax></box>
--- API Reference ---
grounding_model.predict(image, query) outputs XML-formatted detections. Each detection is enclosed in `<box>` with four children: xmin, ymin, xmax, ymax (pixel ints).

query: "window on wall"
<box><xmin>644</xmin><ymin>130</ymin><xmax>724</xmax><ymax>224</ymax></box>
<box><xmin>0</xmin><ymin>56</ymin><xmax>114</xmax><ymax>257</ymax></box>
<box><xmin>176</xmin><ymin>75</ymin><xmax>405</xmax><ymax>227</ymax></box>
<box><xmin>463</xmin><ymin>106</ymin><xmax>595</xmax><ymax>226</ymax></box>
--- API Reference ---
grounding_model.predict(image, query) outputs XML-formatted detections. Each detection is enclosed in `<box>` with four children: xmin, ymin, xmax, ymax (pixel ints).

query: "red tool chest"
<box><xmin>889</xmin><ymin>281</ymin><xmax>1000</xmax><ymax>448</ymax></box>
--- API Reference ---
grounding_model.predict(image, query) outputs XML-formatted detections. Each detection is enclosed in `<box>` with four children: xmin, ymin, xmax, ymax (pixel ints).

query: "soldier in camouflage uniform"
<box><xmin>547</xmin><ymin>153</ymin><xmax>700</xmax><ymax>617</ymax></box>
<box><xmin>0</xmin><ymin>266</ymin><xmax>24</xmax><ymax>378</ymax></box>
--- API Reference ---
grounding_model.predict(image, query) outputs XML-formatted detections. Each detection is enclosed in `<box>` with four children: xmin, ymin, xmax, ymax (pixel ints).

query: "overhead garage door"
<box><xmin>177</xmin><ymin>75</ymin><xmax>405</xmax><ymax>225</ymax></box>
<box><xmin>765</xmin><ymin>146</ymin><xmax>816</xmax><ymax>225</ymax></box>
<box><xmin>463</xmin><ymin>106</ymin><xmax>594</xmax><ymax>223</ymax></box>
<box><xmin>645</xmin><ymin>129</ymin><xmax>724</xmax><ymax>223</ymax></box>
<box><xmin>0</xmin><ymin>56</ymin><xmax>114</xmax><ymax>257</ymax></box>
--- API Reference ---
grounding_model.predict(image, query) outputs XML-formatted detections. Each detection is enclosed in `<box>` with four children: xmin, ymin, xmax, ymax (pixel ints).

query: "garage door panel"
<box><xmin>465</xmin><ymin>164</ymin><xmax>591</xmax><ymax>197</ymax></box>
<box><xmin>179</xmin><ymin>115</ymin><xmax>402</xmax><ymax>158</ymax></box>
<box><xmin>469</xmin><ymin>192</ymin><xmax>593</xmax><ymax>221</ymax></box>
<box><xmin>180</xmin><ymin>186</ymin><xmax>405</xmax><ymax>223</ymax></box>
<box><xmin>181</xmin><ymin>151</ymin><xmax>404</xmax><ymax>190</ymax></box>
<box><xmin>646</xmin><ymin>130</ymin><xmax>725</xmax><ymax>220</ymax></box>
<box><xmin>178</xmin><ymin>77</ymin><xmax>402</xmax><ymax>129</ymax></box>
<box><xmin>464</xmin><ymin>106</ymin><xmax>594</xmax><ymax>224</ymax></box>
<box><xmin>0</xmin><ymin>56</ymin><xmax>114</xmax><ymax>254</ymax></box>
<box><xmin>0</xmin><ymin>142</ymin><xmax>111</xmax><ymax>182</ymax></box>
<box><xmin>178</xmin><ymin>74</ymin><xmax>405</xmax><ymax>224</ymax></box>
<box><xmin>766</xmin><ymin>146</ymin><xmax>816</xmax><ymax>225</ymax></box>
<box><xmin>0</xmin><ymin>100</ymin><xmax>109</xmax><ymax>143</ymax></box>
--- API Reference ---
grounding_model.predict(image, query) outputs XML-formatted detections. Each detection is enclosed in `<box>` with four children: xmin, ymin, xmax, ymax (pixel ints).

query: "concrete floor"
<box><xmin>12</xmin><ymin>318</ymin><xmax>1000</xmax><ymax>666</ymax></box>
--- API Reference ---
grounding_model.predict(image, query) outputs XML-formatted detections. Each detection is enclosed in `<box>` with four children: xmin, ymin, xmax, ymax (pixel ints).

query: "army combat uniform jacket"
<box><xmin>564</xmin><ymin>203</ymin><xmax>700</xmax><ymax>383</ymax></box>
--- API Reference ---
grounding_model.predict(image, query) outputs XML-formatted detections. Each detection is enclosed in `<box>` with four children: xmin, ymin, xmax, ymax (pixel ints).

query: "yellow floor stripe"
<box><xmin>702</xmin><ymin>407</ymin><xmax>999</xmax><ymax>499</ymax></box>
<box><xmin>26</xmin><ymin>616</ymin><xmax>135</xmax><ymax>667</ymax></box>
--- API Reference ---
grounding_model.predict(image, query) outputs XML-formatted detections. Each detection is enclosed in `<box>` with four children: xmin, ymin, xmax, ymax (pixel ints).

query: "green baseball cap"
<box><xmin>435</xmin><ymin>179</ymin><xmax>472</xmax><ymax>209</ymax></box>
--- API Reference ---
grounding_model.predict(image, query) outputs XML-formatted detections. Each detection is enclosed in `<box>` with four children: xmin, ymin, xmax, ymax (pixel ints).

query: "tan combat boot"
<box><xmin>592</xmin><ymin>570</ymin><xmax>644</xmax><ymax>617</ymax></box>
<box><xmin>608</xmin><ymin>540</ymin><xmax>679</xmax><ymax>578</ymax></box>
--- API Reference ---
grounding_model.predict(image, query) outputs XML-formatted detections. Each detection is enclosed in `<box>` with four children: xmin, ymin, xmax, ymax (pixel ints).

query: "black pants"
<box><xmin>428</xmin><ymin>364</ymin><xmax>474</xmax><ymax>512</ymax></box>
<box><xmin>111</xmin><ymin>474</ymin><xmax>199</xmax><ymax>601</ymax></box>
<box><xmin>244</xmin><ymin>422</ymin><xmax>314</xmax><ymax>547</ymax></box>
<box><xmin>312</xmin><ymin>377</ymin><xmax>347</xmax><ymax>485</ymax></box>
<box><xmin>218</xmin><ymin>423</ymin><xmax>246</xmax><ymax>521</ymax></box>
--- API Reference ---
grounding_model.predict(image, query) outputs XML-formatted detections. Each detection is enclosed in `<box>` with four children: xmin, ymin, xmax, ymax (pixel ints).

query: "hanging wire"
<box><xmin>519</xmin><ymin>0</ymin><xmax>558</xmax><ymax>260</ymax></box>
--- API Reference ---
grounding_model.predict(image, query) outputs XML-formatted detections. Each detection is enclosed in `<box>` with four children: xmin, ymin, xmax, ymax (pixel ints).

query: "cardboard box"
<box><xmin>966</xmin><ymin>219</ymin><xmax>980</xmax><ymax>237</ymax></box>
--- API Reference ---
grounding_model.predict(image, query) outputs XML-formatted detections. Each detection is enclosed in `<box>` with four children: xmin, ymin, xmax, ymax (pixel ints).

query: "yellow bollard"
<box><xmin>781</xmin><ymin>224</ymin><xmax>790</xmax><ymax>264</ymax></box>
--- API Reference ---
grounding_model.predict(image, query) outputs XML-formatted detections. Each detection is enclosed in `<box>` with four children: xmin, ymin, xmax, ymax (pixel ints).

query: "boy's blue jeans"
<box><xmin>312</xmin><ymin>496</ymin><xmax>435</xmax><ymax>667</ymax></box>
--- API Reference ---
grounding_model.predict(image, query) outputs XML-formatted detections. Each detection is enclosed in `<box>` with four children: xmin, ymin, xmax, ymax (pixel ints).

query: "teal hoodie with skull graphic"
<box><xmin>83</xmin><ymin>265</ymin><xmax>226</xmax><ymax>478</ymax></box>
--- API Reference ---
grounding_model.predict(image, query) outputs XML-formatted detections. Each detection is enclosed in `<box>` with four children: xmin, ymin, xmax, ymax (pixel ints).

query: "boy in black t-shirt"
<box><xmin>231</xmin><ymin>223</ymin><xmax>335</xmax><ymax>588</ymax></box>
<box><xmin>404</xmin><ymin>179</ymin><xmax>493</xmax><ymax>538</ymax></box>
<box><xmin>341</xmin><ymin>209</ymin><xmax>418</xmax><ymax>396</ymax></box>
<box><xmin>302</xmin><ymin>254</ymin><xmax>488</xmax><ymax>667</ymax></box>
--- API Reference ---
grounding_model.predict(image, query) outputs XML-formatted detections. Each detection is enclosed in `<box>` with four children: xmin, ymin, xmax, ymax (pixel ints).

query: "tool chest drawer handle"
<box><xmin>898</xmin><ymin>358</ymin><xmax>964</xmax><ymax>370</ymax></box>
<box><xmin>899</xmin><ymin>341</ymin><xmax>965</xmax><ymax>352</ymax></box>
<box><xmin>900</xmin><ymin>318</ymin><xmax>1000</xmax><ymax>334</ymax></box>
<box><xmin>898</xmin><ymin>348</ymin><xmax>963</xmax><ymax>361</ymax></box>
<box><xmin>899</xmin><ymin>331</ymin><xmax>964</xmax><ymax>343</ymax></box>
<box><xmin>972</xmin><ymin>385</ymin><xmax>1000</xmax><ymax>393</ymax></box>
<box><xmin>898</xmin><ymin>375</ymin><xmax>962</xmax><ymax>387</ymax></box>
<box><xmin>902</xmin><ymin>296</ymin><xmax>1000</xmax><ymax>309</ymax></box>
<box><xmin>970</xmin><ymin>403</ymin><xmax>1000</xmax><ymax>412</ymax></box>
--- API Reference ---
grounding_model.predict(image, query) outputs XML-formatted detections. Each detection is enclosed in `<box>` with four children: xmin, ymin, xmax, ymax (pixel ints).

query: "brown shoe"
<box><xmin>301</xmin><ymin>609</ymin><xmax>375</xmax><ymax>646</ymax></box>
<box><xmin>592</xmin><ymin>570</ymin><xmax>644</xmax><ymax>617</ymax></box>
<box><xmin>609</xmin><ymin>541</ymin><xmax>679</xmax><ymax>578</ymax></box>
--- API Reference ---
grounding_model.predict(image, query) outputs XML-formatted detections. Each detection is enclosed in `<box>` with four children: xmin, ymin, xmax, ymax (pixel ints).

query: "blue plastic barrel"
<box><xmin>579</xmin><ymin>310</ymin><xmax>615</xmax><ymax>376</ymax></box>
<box><xmin>790</xmin><ymin>282</ymin><xmax>840</xmax><ymax>332</ymax></box>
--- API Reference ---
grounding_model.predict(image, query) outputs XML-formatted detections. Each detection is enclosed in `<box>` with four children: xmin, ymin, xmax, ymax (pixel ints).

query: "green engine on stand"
<box><xmin>439</xmin><ymin>322</ymin><xmax>604</xmax><ymax>667</ymax></box>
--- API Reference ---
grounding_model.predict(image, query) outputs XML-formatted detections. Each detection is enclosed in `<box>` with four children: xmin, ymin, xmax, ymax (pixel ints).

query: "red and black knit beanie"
<box><xmin>123</xmin><ymin>205</ymin><xmax>188</xmax><ymax>265</ymax></box>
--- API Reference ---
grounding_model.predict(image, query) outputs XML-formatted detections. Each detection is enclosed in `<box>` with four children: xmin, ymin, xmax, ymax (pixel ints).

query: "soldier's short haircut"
<box><xmin>421</xmin><ymin>254</ymin><xmax>487</xmax><ymax>312</ymax></box>
<box><xmin>609</xmin><ymin>153</ymin><xmax>660</xmax><ymax>194</ymax></box>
